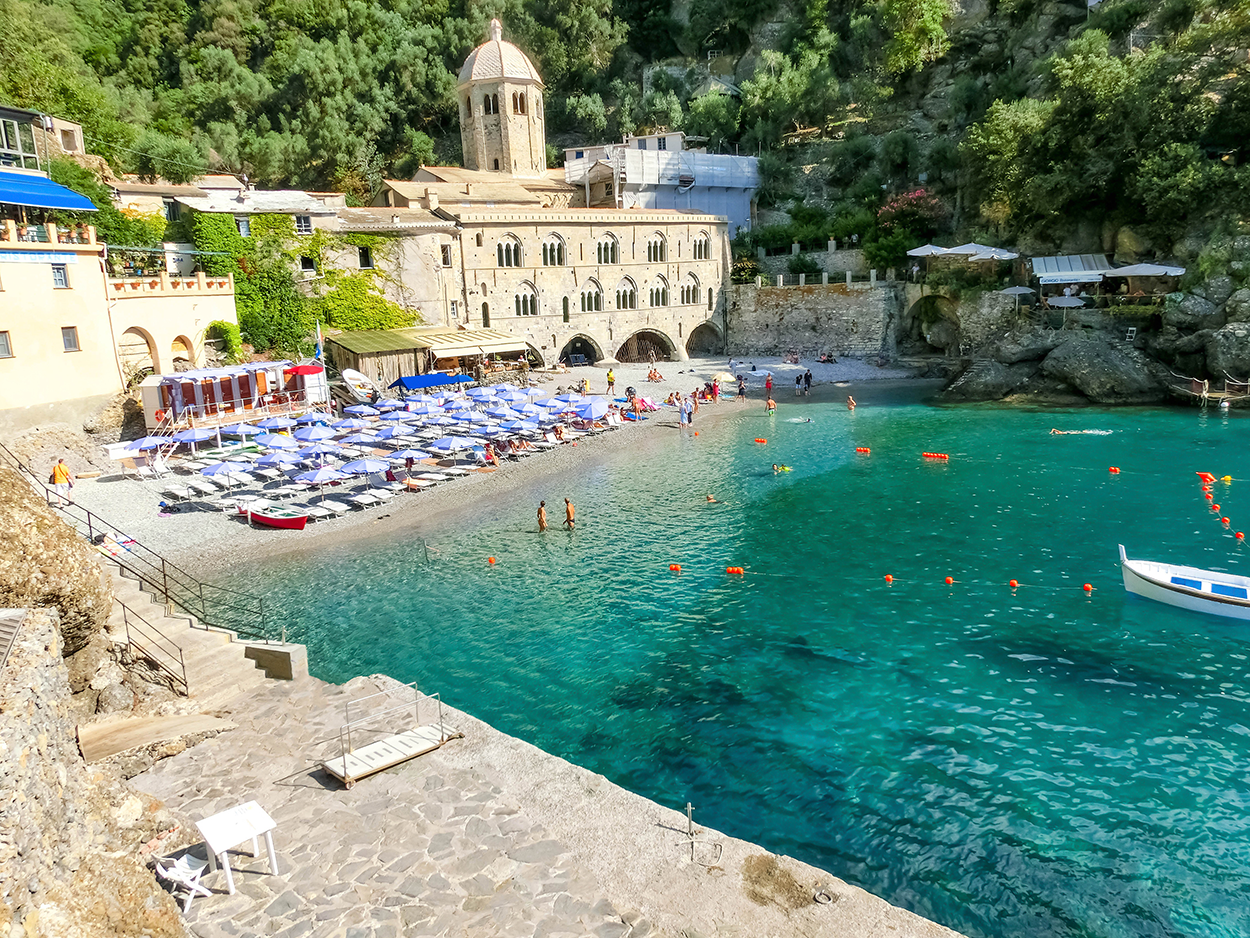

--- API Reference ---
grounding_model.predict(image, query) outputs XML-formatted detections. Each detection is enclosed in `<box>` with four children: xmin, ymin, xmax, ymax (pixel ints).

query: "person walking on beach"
<box><xmin>804</xmin><ymin>370</ymin><xmax>812</xmax><ymax>395</ymax></box>
<box><xmin>50</xmin><ymin>458</ymin><xmax>74</xmax><ymax>505</ymax></box>
<box><xmin>677</xmin><ymin>393</ymin><xmax>688</xmax><ymax>429</ymax></box>
<box><xmin>795</xmin><ymin>375</ymin><xmax>803</xmax><ymax>396</ymax></box>
<box><xmin>537</xmin><ymin>500</ymin><xmax>548</xmax><ymax>532</ymax></box>
<box><xmin>563</xmin><ymin>497</ymin><xmax>575</xmax><ymax>530</ymax></box>
<box><xmin>765</xmin><ymin>374</ymin><xmax>773</xmax><ymax>395</ymax></box>
<box><xmin>606</xmin><ymin>368</ymin><xmax>615</xmax><ymax>395</ymax></box>
<box><xmin>689</xmin><ymin>393</ymin><xmax>699</xmax><ymax>420</ymax></box>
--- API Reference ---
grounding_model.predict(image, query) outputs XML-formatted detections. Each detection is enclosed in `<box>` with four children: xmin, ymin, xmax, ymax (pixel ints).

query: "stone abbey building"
<box><xmin>367</xmin><ymin>19</ymin><xmax>735</xmax><ymax>365</ymax></box>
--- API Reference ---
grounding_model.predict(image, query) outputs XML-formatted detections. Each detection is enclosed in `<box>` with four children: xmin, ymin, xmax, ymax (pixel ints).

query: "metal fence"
<box><xmin>0</xmin><ymin>440</ymin><xmax>281</xmax><ymax>644</ymax></box>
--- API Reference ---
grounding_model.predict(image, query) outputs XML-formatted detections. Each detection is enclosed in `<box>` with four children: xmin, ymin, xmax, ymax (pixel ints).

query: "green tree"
<box><xmin>685</xmin><ymin>93</ymin><xmax>740</xmax><ymax>151</ymax></box>
<box><xmin>883</xmin><ymin>0</ymin><xmax>950</xmax><ymax>74</ymax></box>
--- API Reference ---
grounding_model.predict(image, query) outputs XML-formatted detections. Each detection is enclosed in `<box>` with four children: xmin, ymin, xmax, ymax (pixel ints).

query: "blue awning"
<box><xmin>388</xmin><ymin>374</ymin><xmax>475</xmax><ymax>390</ymax></box>
<box><xmin>0</xmin><ymin>170</ymin><xmax>97</xmax><ymax>211</ymax></box>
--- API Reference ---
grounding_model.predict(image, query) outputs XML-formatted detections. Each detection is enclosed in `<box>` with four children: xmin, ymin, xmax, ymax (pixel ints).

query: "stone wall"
<box><xmin>726</xmin><ymin>282</ymin><xmax>902</xmax><ymax>357</ymax></box>
<box><xmin>956</xmin><ymin>291</ymin><xmax>1019</xmax><ymax>354</ymax></box>
<box><xmin>757</xmin><ymin>247</ymin><xmax>868</xmax><ymax>278</ymax></box>
<box><xmin>0</xmin><ymin>464</ymin><xmax>111</xmax><ymax>656</ymax></box>
<box><xmin>0</xmin><ymin>608</ymin><xmax>187</xmax><ymax>938</ymax></box>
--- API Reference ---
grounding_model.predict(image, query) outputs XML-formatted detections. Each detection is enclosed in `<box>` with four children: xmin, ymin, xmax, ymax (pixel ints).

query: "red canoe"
<box><xmin>246</xmin><ymin>506</ymin><xmax>309</xmax><ymax>530</ymax></box>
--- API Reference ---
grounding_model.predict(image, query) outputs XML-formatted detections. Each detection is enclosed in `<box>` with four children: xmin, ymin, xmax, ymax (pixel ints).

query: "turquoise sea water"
<box><xmin>225</xmin><ymin>391</ymin><xmax>1250</xmax><ymax>938</ymax></box>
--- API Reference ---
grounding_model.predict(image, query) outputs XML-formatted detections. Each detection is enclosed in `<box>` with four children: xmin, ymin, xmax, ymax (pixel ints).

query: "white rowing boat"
<box><xmin>1119</xmin><ymin>544</ymin><xmax>1250</xmax><ymax>621</ymax></box>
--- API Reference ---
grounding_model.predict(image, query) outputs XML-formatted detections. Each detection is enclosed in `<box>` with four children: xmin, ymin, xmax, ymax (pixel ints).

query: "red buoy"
<box><xmin>1213</xmin><ymin>504</ymin><xmax>1221</xmax><ymax>511</ymax></box>
<box><xmin>1222</xmin><ymin>517</ymin><xmax>1230</xmax><ymax>524</ymax></box>
<box><xmin>669</xmin><ymin>564</ymin><xmax>682</xmax><ymax>572</ymax></box>
<box><xmin>1083</xmin><ymin>583</ymin><xmax>1093</xmax><ymax>592</ymax></box>
<box><xmin>1238</xmin><ymin>532</ymin><xmax>1245</xmax><ymax>539</ymax></box>
<box><xmin>884</xmin><ymin>574</ymin><xmax>894</xmax><ymax>583</ymax></box>
<box><xmin>1009</xmin><ymin>579</ymin><xmax>1019</xmax><ymax>588</ymax></box>
<box><xmin>1109</xmin><ymin>467</ymin><xmax>1120</xmax><ymax>474</ymax></box>
<box><xmin>488</xmin><ymin>557</ymin><xmax>496</xmax><ymax>564</ymax></box>
<box><xmin>1206</xmin><ymin>493</ymin><xmax>1214</xmax><ymax>500</ymax></box>
<box><xmin>856</xmin><ymin>447</ymin><xmax>871</xmax><ymax>454</ymax></box>
<box><xmin>945</xmin><ymin>576</ymin><xmax>953</xmax><ymax>585</ymax></box>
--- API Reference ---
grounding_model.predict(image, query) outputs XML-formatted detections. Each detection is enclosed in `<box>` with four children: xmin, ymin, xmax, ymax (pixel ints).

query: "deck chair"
<box><xmin>367</xmin><ymin>472</ymin><xmax>404</xmax><ymax>494</ymax></box>
<box><xmin>155</xmin><ymin>853</ymin><xmax>212</xmax><ymax>913</ymax></box>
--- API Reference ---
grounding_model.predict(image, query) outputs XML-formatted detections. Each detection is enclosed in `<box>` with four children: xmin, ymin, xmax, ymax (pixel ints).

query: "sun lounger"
<box><xmin>417</xmin><ymin>472</ymin><xmax>449</xmax><ymax>482</ymax></box>
<box><xmin>320</xmin><ymin>500</ymin><xmax>351</xmax><ymax>514</ymax></box>
<box><xmin>367</xmin><ymin>473</ymin><xmax>405</xmax><ymax>494</ymax></box>
<box><xmin>186</xmin><ymin>478</ymin><xmax>220</xmax><ymax>495</ymax></box>
<box><xmin>404</xmin><ymin>479</ymin><xmax>435</xmax><ymax>490</ymax></box>
<box><xmin>348</xmin><ymin>493</ymin><xmax>381</xmax><ymax>508</ymax></box>
<box><xmin>301</xmin><ymin>503</ymin><xmax>333</xmax><ymax>521</ymax></box>
<box><xmin>161</xmin><ymin>484</ymin><xmax>194</xmax><ymax>501</ymax></box>
<box><xmin>254</xmin><ymin>468</ymin><xmax>284</xmax><ymax>481</ymax></box>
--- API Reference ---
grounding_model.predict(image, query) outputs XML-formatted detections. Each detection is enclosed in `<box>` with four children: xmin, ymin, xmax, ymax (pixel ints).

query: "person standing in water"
<box><xmin>766</xmin><ymin>395</ymin><xmax>776</xmax><ymax>415</ymax></box>
<box><xmin>847</xmin><ymin>395</ymin><xmax>856</xmax><ymax>410</ymax></box>
<box><xmin>737</xmin><ymin>374</ymin><xmax>747</xmax><ymax>401</ymax></box>
<box><xmin>563</xmin><ymin>497</ymin><xmax>575</xmax><ymax>529</ymax></box>
<box><xmin>537</xmin><ymin>500</ymin><xmax>548</xmax><ymax>532</ymax></box>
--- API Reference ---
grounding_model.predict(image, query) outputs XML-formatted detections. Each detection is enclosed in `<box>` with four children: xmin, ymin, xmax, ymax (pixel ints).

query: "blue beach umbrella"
<box><xmin>256</xmin><ymin>451</ymin><xmax>300</xmax><ymax>467</ymax></box>
<box><xmin>553</xmin><ymin>393</ymin><xmax>584</xmax><ymax>405</ymax></box>
<box><xmin>485</xmin><ymin>406</ymin><xmax>521</xmax><ymax>419</ymax></box>
<box><xmin>296</xmin><ymin>465</ymin><xmax>349</xmax><ymax>501</ymax></box>
<box><xmin>374</xmin><ymin>426</ymin><xmax>414</xmax><ymax>440</ymax></box>
<box><xmin>576</xmin><ymin>400</ymin><xmax>610</xmax><ymax>420</ymax></box>
<box><xmin>426</xmin><ymin>414</ymin><xmax>457</xmax><ymax>426</ymax></box>
<box><xmin>375</xmin><ymin>400</ymin><xmax>404</xmax><ymax>411</ymax></box>
<box><xmin>297</xmin><ymin>443</ymin><xmax>341</xmax><ymax>457</ymax></box>
<box><xmin>442</xmin><ymin>399</ymin><xmax>471</xmax><ymax>411</ymax></box>
<box><xmin>493</xmin><ymin>383</ymin><xmax>522</xmax><ymax>393</ymax></box>
<box><xmin>340</xmin><ymin>457</ymin><xmax>391</xmax><ymax>475</ymax></box>
<box><xmin>453</xmin><ymin>411</ymin><xmax>490</xmax><ymax>424</ymax></box>
<box><xmin>465</xmin><ymin>387</ymin><xmax>497</xmax><ymax>401</ymax></box>
<box><xmin>256</xmin><ymin>416</ymin><xmax>297</xmax><ymax>430</ymax></box>
<box><xmin>220</xmin><ymin>422</ymin><xmax>260</xmax><ymax>436</ymax></box>
<box><xmin>256</xmin><ymin>433</ymin><xmax>299</xmax><ymax>449</ymax></box>
<box><xmin>427</xmin><ymin>436</ymin><xmax>479</xmax><ymax>453</ymax></box>
<box><xmin>332</xmin><ymin>418</ymin><xmax>370</xmax><ymax>431</ymax></box>
<box><xmin>293</xmin><ymin>425</ymin><xmax>337</xmax><ymax>442</ymax></box>
<box><xmin>495</xmin><ymin>390</ymin><xmax>531</xmax><ymax>404</ymax></box>
<box><xmin>407</xmin><ymin>405</ymin><xmax>443</xmax><ymax>416</ymax></box>
<box><xmin>500</xmin><ymin>419</ymin><xmax>539</xmax><ymax>432</ymax></box>
<box><xmin>125</xmin><ymin>435</ymin><xmax>168</xmax><ymax>451</ymax></box>
<box><xmin>516</xmin><ymin>402</ymin><xmax>547</xmax><ymax>416</ymax></box>
<box><xmin>380</xmin><ymin>410</ymin><xmax>415</xmax><ymax>422</ymax></box>
<box><xmin>173</xmin><ymin>427</ymin><xmax>215</xmax><ymax>444</ymax></box>
<box><xmin>338</xmin><ymin>433</ymin><xmax>380</xmax><ymax>445</ymax></box>
<box><xmin>200</xmin><ymin>460</ymin><xmax>246</xmax><ymax>490</ymax></box>
<box><xmin>343</xmin><ymin>404</ymin><xmax>380</xmax><ymax>416</ymax></box>
<box><xmin>294</xmin><ymin>412</ymin><xmax>332</xmax><ymax>425</ymax></box>
<box><xmin>391</xmin><ymin>448</ymin><xmax>431</xmax><ymax>461</ymax></box>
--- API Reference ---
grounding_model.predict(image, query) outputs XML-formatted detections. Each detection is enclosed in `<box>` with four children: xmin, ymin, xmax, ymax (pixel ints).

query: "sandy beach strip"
<box><xmin>64</xmin><ymin>357</ymin><xmax>923</xmax><ymax>574</ymax></box>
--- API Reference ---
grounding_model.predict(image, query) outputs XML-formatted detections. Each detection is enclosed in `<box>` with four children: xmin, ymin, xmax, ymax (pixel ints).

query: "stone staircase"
<box><xmin>103</xmin><ymin>562</ymin><xmax>276</xmax><ymax>711</ymax></box>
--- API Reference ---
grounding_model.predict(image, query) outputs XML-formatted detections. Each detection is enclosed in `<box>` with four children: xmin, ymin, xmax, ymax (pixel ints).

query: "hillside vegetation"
<box><xmin>4</xmin><ymin>0</ymin><xmax>1249</xmax><ymax>267</ymax></box>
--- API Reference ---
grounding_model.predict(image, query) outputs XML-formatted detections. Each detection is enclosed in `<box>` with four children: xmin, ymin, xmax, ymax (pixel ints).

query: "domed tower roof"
<box><xmin>458</xmin><ymin>19</ymin><xmax>543</xmax><ymax>86</ymax></box>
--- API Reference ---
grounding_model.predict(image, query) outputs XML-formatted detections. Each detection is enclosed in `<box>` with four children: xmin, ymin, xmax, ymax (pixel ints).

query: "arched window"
<box><xmin>492</xmin><ymin>94</ymin><xmax>499</xmax><ymax>113</ymax></box>
<box><xmin>580</xmin><ymin>279</ymin><xmax>603</xmax><ymax>312</ymax></box>
<box><xmin>596</xmin><ymin>234</ymin><xmax>620</xmax><ymax>265</ymax></box>
<box><xmin>615</xmin><ymin>278</ymin><xmax>637</xmax><ymax>310</ymax></box>
<box><xmin>518</xmin><ymin>93</ymin><xmax>526</xmax><ymax>114</ymax></box>
<box><xmin>680</xmin><ymin>274</ymin><xmax>700</xmax><ymax>305</ymax></box>
<box><xmin>512</xmin><ymin>92</ymin><xmax>519</xmax><ymax>113</ymax></box>
<box><xmin>646</xmin><ymin>234</ymin><xmax>667</xmax><ymax>263</ymax></box>
<box><xmin>693</xmin><ymin>233</ymin><xmax>710</xmax><ymax>260</ymax></box>
<box><xmin>465</xmin><ymin>96</ymin><xmax>471</xmax><ymax>113</ymax></box>
<box><xmin>562</xmin><ymin>297</ymin><xmax>570</xmax><ymax>322</ymax></box>
<box><xmin>542</xmin><ymin>235</ymin><xmax>566</xmax><ymax>267</ymax></box>
<box><xmin>482</xmin><ymin>302</ymin><xmax>490</xmax><ymax>327</ymax></box>
<box><xmin>708</xmin><ymin>288</ymin><xmax>714</xmax><ymax>310</ymax></box>
<box><xmin>497</xmin><ymin>236</ymin><xmax>522</xmax><ymax>268</ymax></box>
<box><xmin>475</xmin><ymin>232</ymin><xmax>483</xmax><ymax>247</ymax></box>
<box><xmin>649</xmin><ymin>276</ymin><xmax>669</xmax><ymax>307</ymax></box>
<box><xmin>514</xmin><ymin>283</ymin><xmax>538</xmax><ymax>316</ymax></box>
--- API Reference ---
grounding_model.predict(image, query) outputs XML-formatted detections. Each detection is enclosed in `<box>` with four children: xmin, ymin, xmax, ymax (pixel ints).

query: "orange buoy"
<box><xmin>1213</xmin><ymin>504</ymin><xmax>1221</xmax><ymax>511</ymax></box>
<box><xmin>856</xmin><ymin>446</ymin><xmax>871</xmax><ymax>454</ymax></box>
<box><xmin>1198</xmin><ymin>472</ymin><xmax>1217</xmax><ymax>482</ymax></box>
<box><xmin>1206</xmin><ymin>493</ymin><xmax>1214</xmax><ymax>500</ymax></box>
<box><xmin>922</xmin><ymin>452</ymin><xmax>949</xmax><ymax>459</ymax></box>
<box><xmin>1109</xmin><ymin>467</ymin><xmax>1120</xmax><ymax>474</ymax></box>
<box><xmin>945</xmin><ymin>576</ymin><xmax>953</xmax><ymax>585</ymax></box>
<box><xmin>1238</xmin><ymin>532</ymin><xmax>1245</xmax><ymax>539</ymax></box>
<box><xmin>487</xmin><ymin>557</ymin><xmax>496</xmax><ymax>564</ymax></box>
<box><xmin>884</xmin><ymin>574</ymin><xmax>894</xmax><ymax>583</ymax></box>
<box><xmin>1222</xmin><ymin>517</ymin><xmax>1230</xmax><ymax>524</ymax></box>
<box><xmin>1009</xmin><ymin>579</ymin><xmax>1019</xmax><ymax>588</ymax></box>
<box><xmin>1083</xmin><ymin>583</ymin><xmax>1093</xmax><ymax>592</ymax></box>
<box><xmin>1203</xmin><ymin>485</ymin><xmax>1212</xmax><ymax>492</ymax></box>
<box><xmin>694</xmin><ymin>431</ymin><xmax>699</xmax><ymax>436</ymax></box>
<box><xmin>669</xmin><ymin>563</ymin><xmax>682</xmax><ymax>572</ymax></box>
<box><xmin>727</xmin><ymin>566</ymin><xmax>744</xmax><ymax>575</ymax></box>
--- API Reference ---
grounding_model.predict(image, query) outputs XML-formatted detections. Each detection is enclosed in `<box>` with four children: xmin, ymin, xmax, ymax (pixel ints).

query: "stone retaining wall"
<box><xmin>757</xmin><ymin>247</ymin><xmax>868</xmax><ymax>278</ymax></box>
<box><xmin>726</xmin><ymin>282</ymin><xmax>902</xmax><ymax>357</ymax></box>
<box><xmin>0</xmin><ymin>608</ymin><xmax>187</xmax><ymax>938</ymax></box>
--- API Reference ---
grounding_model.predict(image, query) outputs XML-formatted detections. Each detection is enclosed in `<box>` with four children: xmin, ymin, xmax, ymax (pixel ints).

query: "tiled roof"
<box><xmin>457</xmin><ymin>20</ymin><xmax>542</xmax><ymax>85</ymax></box>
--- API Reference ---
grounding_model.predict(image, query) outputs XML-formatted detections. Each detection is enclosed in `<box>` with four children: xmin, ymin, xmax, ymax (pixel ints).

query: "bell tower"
<box><xmin>457</xmin><ymin>19</ymin><xmax>548</xmax><ymax>178</ymax></box>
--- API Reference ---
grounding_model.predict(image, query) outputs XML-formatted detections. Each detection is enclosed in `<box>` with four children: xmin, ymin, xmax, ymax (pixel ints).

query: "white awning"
<box><xmin>1104</xmin><ymin>264</ymin><xmax>1185</xmax><ymax>277</ymax></box>
<box><xmin>1038</xmin><ymin>271</ymin><xmax>1106</xmax><ymax>284</ymax></box>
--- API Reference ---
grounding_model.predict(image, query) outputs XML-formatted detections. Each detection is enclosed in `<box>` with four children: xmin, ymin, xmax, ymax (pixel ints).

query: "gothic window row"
<box><xmin>692</xmin><ymin>235</ymin><xmax>710</xmax><ymax>260</ymax></box>
<box><xmin>482</xmin><ymin>94</ymin><xmax>500</xmax><ymax>115</ymax></box>
<box><xmin>498</xmin><ymin>238</ymin><xmax>521</xmax><ymax>267</ymax></box>
<box><xmin>646</xmin><ymin>236</ymin><xmax>667</xmax><ymax>263</ymax></box>
<box><xmin>616</xmin><ymin>280</ymin><xmax>637</xmax><ymax>309</ymax></box>
<box><xmin>515</xmin><ymin>286</ymin><xmax>538</xmax><ymax>316</ymax></box>
<box><xmin>596</xmin><ymin>236</ymin><xmax>620</xmax><ymax>265</ymax></box>
<box><xmin>649</xmin><ymin>282</ymin><xmax>668</xmax><ymax>307</ymax></box>
<box><xmin>679</xmin><ymin>275</ymin><xmax>701</xmax><ymax>304</ymax></box>
<box><xmin>581</xmin><ymin>283</ymin><xmax>603</xmax><ymax>311</ymax></box>
<box><xmin>512</xmin><ymin>92</ymin><xmax>527</xmax><ymax>114</ymax></box>
<box><xmin>489</xmin><ymin>231</ymin><xmax>710</xmax><ymax>269</ymax></box>
<box><xmin>542</xmin><ymin>237</ymin><xmax>566</xmax><ymax>266</ymax></box>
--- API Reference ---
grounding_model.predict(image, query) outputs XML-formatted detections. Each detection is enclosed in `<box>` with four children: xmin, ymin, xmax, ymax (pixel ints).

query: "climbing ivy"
<box><xmin>304</xmin><ymin>230</ymin><xmax>422</xmax><ymax>331</ymax></box>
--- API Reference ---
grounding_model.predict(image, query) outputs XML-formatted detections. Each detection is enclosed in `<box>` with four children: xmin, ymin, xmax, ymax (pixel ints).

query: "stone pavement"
<box><xmin>131</xmin><ymin>676</ymin><xmax>631</xmax><ymax>938</ymax></box>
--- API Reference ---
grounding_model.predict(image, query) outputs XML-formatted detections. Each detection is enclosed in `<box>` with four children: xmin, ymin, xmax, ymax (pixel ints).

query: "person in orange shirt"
<box><xmin>50</xmin><ymin>458</ymin><xmax>74</xmax><ymax>505</ymax></box>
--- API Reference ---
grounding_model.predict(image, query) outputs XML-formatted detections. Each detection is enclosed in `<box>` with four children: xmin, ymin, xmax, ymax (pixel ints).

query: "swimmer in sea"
<box><xmin>1050</xmin><ymin>428</ymin><xmax>1113</xmax><ymax>435</ymax></box>
<box><xmin>772</xmin><ymin>463</ymin><xmax>791</xmax><ymax>474</ymax></box>
<box><xmin>706</xmin><ymin>494</ymin><xmax>718</xmax><ymax>503</ymax></box>
<box><xmin>847</xmin><ymin>395</ymin><xmax>856</xmax><ymax>410</ymax></box>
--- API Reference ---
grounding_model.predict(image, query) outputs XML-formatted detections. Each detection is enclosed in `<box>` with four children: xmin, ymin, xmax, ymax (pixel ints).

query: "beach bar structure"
<box><xmin>137</xmin><ymin>361</ymin><xmax>329</xmax><ymax>430</ymax></box>
<box><xmin>326</xmin><ymin>327</ymin><xmax>529</xmax><ymax>389</ymax></box>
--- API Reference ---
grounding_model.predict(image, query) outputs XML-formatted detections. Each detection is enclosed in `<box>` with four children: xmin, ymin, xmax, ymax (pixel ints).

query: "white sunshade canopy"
<box><xmin>969</xmin><ymin>249</ymin><xmax>1019</xmax><ymax>261</ymax></box>
<box><xmin>906</xmin><ymin>244</ymin><xmax>949</xmax><ymax>257</ymax></box>
<box><xmin>1104</xmin><ymin>264</ymin><xmax>1185</xmax><ymax>277</ymax></box>
<box><xmin>1037</xmin><ymin>271</ymin><xmax>1106</xmax><ymax>284</ymax></box>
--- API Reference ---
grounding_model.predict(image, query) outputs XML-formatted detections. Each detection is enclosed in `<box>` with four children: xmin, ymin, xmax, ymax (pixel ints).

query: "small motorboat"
<box><xmin>1119</xmin><ymin>544</ymin><xmax>1250</xmax><ymax>621</ymax></box>
<box><xmin>246</xmin><ymin>506</ymin><xmax>309</xmax><ymax>530</ymax></box>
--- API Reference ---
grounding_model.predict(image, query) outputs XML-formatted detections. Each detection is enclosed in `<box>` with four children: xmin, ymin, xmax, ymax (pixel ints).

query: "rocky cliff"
<box><xmin>0</xmin><ymin>608</ymin><xmax>188</xmax><ymax>938</ymax></box>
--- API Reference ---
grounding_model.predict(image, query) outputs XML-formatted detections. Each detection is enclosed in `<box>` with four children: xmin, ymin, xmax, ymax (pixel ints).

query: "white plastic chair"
<box><xmin>155</xmin><ymin>853</ymin><xmax>212</xmax><ymax>912</ymax></box>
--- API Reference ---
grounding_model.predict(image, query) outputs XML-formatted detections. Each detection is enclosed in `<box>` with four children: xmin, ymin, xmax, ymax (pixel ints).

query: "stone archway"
<box><xmin>615</xmin><ymin>329</ymin><xmax>677</xmax><ymax>363</ymax></box>
<box><xmin>685</xmin><ymin>321</ymin><xmax>723</xmax><ymax>357</ymax></box>
<box><xmin>525</xmin><ymin>343</ymin><xmax>546</xmax><ymax>368</ymax></box>
<box><xmin>171</xmin><ymin>334</ymin><xmax>195</xmax><ymax>370</ymax></box>
<box><xmin>118</xmin><ymin>326</ymin><xmax>158</xmax><ymax>384</ymax></box>
<box><xmin>558</xmin><ymin>334</ymin><xmax>605</xmax><ymax>365</ymax></box>
<box><xmin>905</xmin><ymin>295</ymin><xmax>960</xmax><ymax>355</ymax></box>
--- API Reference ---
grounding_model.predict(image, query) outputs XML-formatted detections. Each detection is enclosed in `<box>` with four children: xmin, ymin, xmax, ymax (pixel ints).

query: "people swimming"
<box><xmin>1050</xmin><ymin>428</ymin><xmax>1114</xmax><ymax>435</ymax></box>
<box><xmin>772</xmin><ymin>463</ymin><xmax>792</xmax><ymax>473</ymax></box>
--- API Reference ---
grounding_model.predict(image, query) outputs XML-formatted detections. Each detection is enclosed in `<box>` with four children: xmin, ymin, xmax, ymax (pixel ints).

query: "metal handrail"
<box><xmin>0</xmin><ymin>440</ymin><xmax>279</xmax><ymax>643</ymax></box>
<box><xmin>337</xmin><ymin>683</ymin><xmax>448</xmax><ymax>757</ymax></box>
<box><xmin>116</xmin><ymin>599</ymin><xmax>188</xmax><ymax>696</ymax></box>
